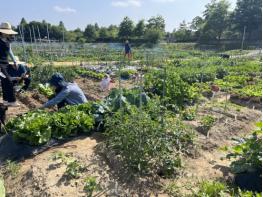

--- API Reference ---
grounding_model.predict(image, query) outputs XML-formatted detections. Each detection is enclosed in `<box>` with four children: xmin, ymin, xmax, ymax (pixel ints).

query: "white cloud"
<box><xmin>152</xmin><ymin>0</ymin><xmax>176</xmax><ymax>2</ymax></box>
<box><xmin>111</xmin><ymin>0</ymin><xmax>142</xmax><ymax>7</ymax></box>
<box><xmin>53</xmin><ymin>6</ymin><xmax>76</xmax><ymax>13</ymax></box>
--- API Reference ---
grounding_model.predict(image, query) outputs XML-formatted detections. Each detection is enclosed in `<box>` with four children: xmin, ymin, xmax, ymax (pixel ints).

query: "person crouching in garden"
<box><xmin>41</xmin><ymin>73</ymin><xmax>87</xmax><ymax>109</ymax></box>
<box><xmin>7</xmin><ymin>56</ymin><xmax>31</xmax><ymax>93</ymax></box>
<box><xmin>100</xmin><ymin>74</ymin><xmax>111</xmax><ymax>92</ymax></box>
<box><xmin>0</xmin><ymin>22</ymin><xmax>20</xmax><ymax>107</ymax></box>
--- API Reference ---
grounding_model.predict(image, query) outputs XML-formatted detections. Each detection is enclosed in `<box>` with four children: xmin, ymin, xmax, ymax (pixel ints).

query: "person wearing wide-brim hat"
<box><xmin>0</xmin><ymin>22</ymin><xmax>20</xmax><ymax>107</ymax></box>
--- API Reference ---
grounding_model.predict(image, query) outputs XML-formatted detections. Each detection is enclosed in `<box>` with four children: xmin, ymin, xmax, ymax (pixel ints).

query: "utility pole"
<box><xmin>19</xmin><ymin>25</ymin><xmax>27</xmax><ymax>62</ymax></box>
<box><xmin>46</xmin><ymin>24</ymin><xmax>52</xmax><ymax>62</ymax></box>
<box><xmin>241</xmin><ymin>26</ymin><xmax>247</xmax><ymax>50</ymax></box>
<box><xmin>37</xmin><ymin>25</ymin><xmax>43</xmax><ymax>54</ymax></box>
<box><xmin>32</xmin><ymin>26</ymin><xmax>39</xmax><ymax>55</ymax></box>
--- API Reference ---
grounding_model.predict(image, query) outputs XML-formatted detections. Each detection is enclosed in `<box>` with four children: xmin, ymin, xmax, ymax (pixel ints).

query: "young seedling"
<box><xmin>65</xmin><ymin>160</ymin><xmax>85</xmax><ymax>179</ymax></box>
<box><xmin>4</xmin><ymin>160</ymin><xmax>21</xmax><ymax>178</ymax></box>
<box><xmin>200</xmin><ymin>115</ymin><xmax>216</xmax><ymax>138</ymax></box>
<box><xmin>83</xmin><ymin>176</ymin><xmax>101</xmax><ymax>197</ymax></box>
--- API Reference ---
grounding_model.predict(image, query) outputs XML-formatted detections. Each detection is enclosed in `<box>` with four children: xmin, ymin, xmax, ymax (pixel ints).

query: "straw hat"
<box><xmin>0</xmin><ymin>22</ymin><xmax>18</xmax><ymax>35</ymax></box>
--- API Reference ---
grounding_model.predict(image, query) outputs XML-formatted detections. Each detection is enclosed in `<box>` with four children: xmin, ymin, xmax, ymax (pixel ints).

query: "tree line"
<box><xmin>15</xmin><ymin>0</ymin><xmax>261</xmax><ymax>44</ymax></box>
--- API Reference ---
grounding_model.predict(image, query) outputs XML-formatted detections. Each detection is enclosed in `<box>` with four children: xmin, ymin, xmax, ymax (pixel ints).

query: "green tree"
<box><xmin>190</xmin><ymin>16</ymin><xmax>204</xmax><ymax>41</ymax></box>
<box><xmin>74</xmin><ymin>28</ymin><xmax>85</xmax><ymax>43</ymax></box>
<box><xmin>173</xmin><ymin>21</ymin><xmax>193</xmax><ymax>42</ymax></box>
<box><xmin>147</xmin><ymin>15</ymin><xmax>165</xmax><ymax>33</ymax></box>
<box><xmin>134</xmin><ymin>20</ymin><xmax>145</xmax><ymax>37</ymax></box>
<box><xmin>201</xmin><ymin>0</ymin><xmax>230</xmax><ymax>41</ymax></box>
<box><xmin>20</xmin><ymin>18</ymin><xmax>27</xmax><ymax>26</ymax></box>
<box><xmin>84</xmin><ymin>24</ymin><xmax>98</xmax><ymax>42</ymax></box>
<box><xmin>144</xmin><ymin>29</ymin><xmax>163</xmax><ymax>44</ymax></box>
<box><xmin>107</xmin><ymin>25</ymin><xmax>118</xmax><ymax>40</ymax></box>
<box><xmin>232</xmin><ymin>0</ymin><xmax>262</xmax><ymax>40</ymax></box>
<box><xmin>99</xmin><ymin>27</ymin><xmax>109</xmax><ymax>40</ymax></box>
<box><xmin>58</xmin><ymin>21</ymin><xmax>66</xmax><ymax>31</ymax></box>
<box><xmin>118</xmin><ymin>16</ymin><xmax>134</xmax><ymax>39</ymax></box>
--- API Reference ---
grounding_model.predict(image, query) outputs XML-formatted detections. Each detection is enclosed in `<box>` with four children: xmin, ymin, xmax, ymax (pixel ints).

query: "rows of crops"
<box><xmin>0</xmin><ymin>47</ymin><xmax>261</xmax><ymax>196</ymax></box>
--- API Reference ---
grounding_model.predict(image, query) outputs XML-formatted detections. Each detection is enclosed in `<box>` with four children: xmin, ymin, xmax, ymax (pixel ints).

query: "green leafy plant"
<box><xmin>216</xmin><ymin>67</ymin><xmax>229</xmax><ymax>79</ymax></box>
<box><xmin>105</xmin><ymin>105</ymin><xmax>194</xmax><ymax>175</ymax></box>
<box><xmin>105</xmin><ymin>88</ymin><xmax>150</xmax><ymax>112</ymax></box>
<box><xmin>196</xmin><ymin>181</ymin><xmax>229</xmax><ymax>197</ymax></box>
<box><xmin>6</xmin><ymin>103</ymin><xmax>95</xmax><ymax>145</ymax></box>
<box><xmin>226</xmin><ymin>122</ymin><xmax>262</xmax><ymax>174</ymax></box>
<box><xmin>200</xmin><ymin>115</ymin><xmax>216</xmax><ymax>130</ymax></box>
<box><xmin>50</xmin><ymin>151</ymin><xmax>75</xmax><ymax>164</ymax></box>
<box><xmin>194</xmin><ymin>180</ymin><xmax>262</xmax><ymax>197</ymax></box>
<box><xmin>7</xmin><ymin>110</ymin><xmax>52</xmax><ymax>145</ymax></box>
<box><xmin>4</xmin><ymin>160</ymin><xmax>20</xmax><ymax>178</ymax></box>
<box><xmin>144</xmin><ymin>66</ymin><xmax>199</xmax><ymax>108</ymax></box>
<box><xmin>182</xmin><ymin>107</ymin><xmax>196</xmax><ymax>121</ymax></box>
<box><xmin>119</xmin><ymin>69</ymin><xmax>137</xmax><ymax>79</ymax></box>
<box><xmin>65</xmin><ymin>160</ymin><xmax>85</xmax><ymax>179</ymax></box>
<box><xmin>75</xmin><ymin>68</ymin><xmax>104</xmax><ymax>80</ymax></box>
<box><xmin>51</xmin><ymin>110</ymin><xmax>94</xmax><ymax>139</ymax></box>
<box><xmin>83</xmin><ymin>176</ymin><xmax>101</xmax><ymax>197</ymax></box>
<box><xmin>38</xmin><ymin>83</ymin><xmax>54</xmax><ymax>98</ymax></box>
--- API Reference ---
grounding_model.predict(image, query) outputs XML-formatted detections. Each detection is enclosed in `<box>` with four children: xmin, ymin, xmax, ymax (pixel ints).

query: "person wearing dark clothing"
<box><xmin>41</xmin><ymin>73</ymin><xmax>87</xmax><ymax>109</ymax></box>
<box><xmin>124</xmin><ymin>40</ymin><xmax>132</xmax><ymax>60</ymax></box>
<box><xmin>7</xmin><ymin>58</ymin><xmax>31</xmax><ymax>91</ymax></box>
<box><xmin>0</xmin><ymin>22</ymin><xmax>19</xmax><ymax>107</ymax></box>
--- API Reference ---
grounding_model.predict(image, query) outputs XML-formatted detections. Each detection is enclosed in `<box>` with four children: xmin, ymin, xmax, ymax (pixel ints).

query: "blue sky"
<box><xmin>1</xmin><ymin>0</ymin><xmax>237</xmax><ymax>32</ymax></box>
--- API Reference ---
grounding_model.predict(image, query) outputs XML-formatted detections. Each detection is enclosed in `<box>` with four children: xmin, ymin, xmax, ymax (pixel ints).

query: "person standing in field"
<box><xmin>0</xmin><ymin>22</ymin><xmax>20</xmax><ymax>107</ymax></box>
<box><xmin>124</xmin><ymin>40</ymin><xmax>132</xmax><ymax>60</ymax></box>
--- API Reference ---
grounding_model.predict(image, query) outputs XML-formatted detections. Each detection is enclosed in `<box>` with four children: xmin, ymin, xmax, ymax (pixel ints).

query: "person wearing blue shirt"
<box><xmin>41</xmin><ymin>73</ymin><xmax>87</xmax><ymax>109</ymax></box>
<box><xmin>124</xmin><ymin>40</ymin><xmax>132</xmax><ymax>60</ymax></box>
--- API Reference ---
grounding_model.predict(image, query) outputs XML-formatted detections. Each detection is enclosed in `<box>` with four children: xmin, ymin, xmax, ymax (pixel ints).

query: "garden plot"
<box><xmin>1</xmin><ymin>100</ymin><xmax>261</xmax><ymax>196</ymax></box>
<box><xmin>0</xmin><ymin>49</ymin><xmax>261</xmax><ymax>196</ymax></box>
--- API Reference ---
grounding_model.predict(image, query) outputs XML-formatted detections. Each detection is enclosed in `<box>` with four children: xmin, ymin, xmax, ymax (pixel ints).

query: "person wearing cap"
<box><xmin>0</xmin><ymin>22</ymin><xmax>19</xmax><ymax>106</ymax></box>
<box><xmin>41</xmin><ymin>73</ymin><xmax>87</xmax><ymax>109</ymax></box>
<box><xmin>7</xmin><ymin>56</ymin><xmax>31</xmax><ymax>92</ymax></box>
<box><xmin>124</xmin><ymin>40</ymin><xmax>132</xmax><ymax>60</ymax></box>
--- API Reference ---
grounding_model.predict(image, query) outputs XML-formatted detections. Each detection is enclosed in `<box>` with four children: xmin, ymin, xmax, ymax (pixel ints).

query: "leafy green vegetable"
<box><xmin>38</xmin><ymin>83</ymin><xmax>54</xmax><ymax>98</ymax></box>
<box><xmin>8</xmin><ymin>110</ymin><xmax>52</xmax><ymax>145</ymax></box>
<box><xmin>83</xmin><ymin>176</ymin><xmax>101</xmax><ymax>197</ymax></box>
<box><xmin>6</xmin><ymin>103</ymin><xmax>95</xmax><ymax>145</ymax></box>
<box><xmin>227</xmin><ymin>122</ymin><xmax>262</xmax><ymax>174</ymax></box>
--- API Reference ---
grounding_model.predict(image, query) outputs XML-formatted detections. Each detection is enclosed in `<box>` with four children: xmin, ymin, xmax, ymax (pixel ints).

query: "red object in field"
<box><xmin>110</xmin><ymin>79</ymin><xmax>115</xmax><ymax>83</ymax></box>
<box><xmin>211</xmin><ymin>85</ymin><xmax>220</xmax><ymax>92</ymax></box>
